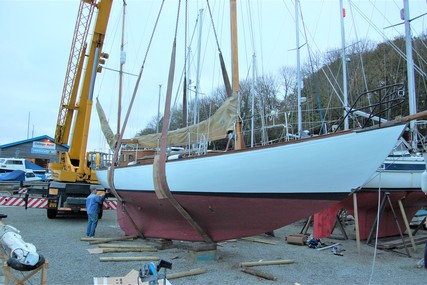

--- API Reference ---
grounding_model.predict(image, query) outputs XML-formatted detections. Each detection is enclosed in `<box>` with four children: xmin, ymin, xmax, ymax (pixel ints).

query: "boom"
<box><xmin>46</xmin><ymin>0</ymin><xmax>113</xmax><ymax>219</ymax></box>
<box><xmin>51</xmin><ymin>0</ymin><xmax>113</xmax><ymax>183</ymax></box>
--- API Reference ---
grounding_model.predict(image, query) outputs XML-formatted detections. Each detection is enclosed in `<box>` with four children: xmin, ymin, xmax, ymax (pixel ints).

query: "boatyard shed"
<box><xmin>0</xmin><ymin>135</ymin><xmax>68</xmax><ymax>169</ymax></box>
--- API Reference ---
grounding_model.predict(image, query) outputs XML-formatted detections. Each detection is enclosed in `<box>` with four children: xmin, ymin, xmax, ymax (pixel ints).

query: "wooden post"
<box><xmin>353</xmin><ymin>192</ymin><xmax>361</xmax><ymax>254</ymax></box>
<box><xmin>300</xmin><ymin>216</ymin><xmax>312</xmax><ymax>235</ymax></box>
<box><xmin>398</xmin><ymin>199</ymin><xmax>416</xmax><ymax>251</ymax></box>
<box><xmin>167</xmin><ymin>268</ymin><xmax>206</xmax><ymax>279</ymax></box>
<box><xmin>40</xmin><ymin>261</ymin><xmax>48</xmax><ymax>285</ymax></box>
<box><xmin>241</xmin><ymin>267</ymin><xmax>278</xmax><ymax>281</ymax></box>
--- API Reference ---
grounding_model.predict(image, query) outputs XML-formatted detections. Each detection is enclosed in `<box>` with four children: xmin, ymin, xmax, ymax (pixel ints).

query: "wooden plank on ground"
<box><xmin>97</xmin><ymin>243</ymin><xmax>153</xmax><ymax>249</ymax></box>
<box><xmin>87</xmin><ymin>248</ymin><xmax>103</xmax><ymax>254</ymax></box>
<box><xmin>81</xmin><ymin>237</ymin><xmax>109</xmax><ymax>242</ymax></box>
<box><xmin>167</xmin><ymin>268</ymin><xmax>206</xmax><ymax>279</ymax></box>
<box><xmin>99</xmin><ymin>256</ymin><xmax>160</xmax><ymax>262</ymax></box>
<box><xmin>102</xmin><ymin>248</ymin><xmax>157</xmax><ymax>253</ymax></box>
<box><xmin>377</xmin><ymin>235</ymin><xmax>427</xmax><ymax>249</ymax></box>
<box><xmin>89</xmin><ymin>235</ymin><xmax>138</xmax><ymax>245</ymax></box>
<box><xmin>88</xmin><ymin>247</ymin><xmax>157</xmax><ymax>254</ymax></box>
<box><xmin>239</xmin><ymin>259</ymin><xmax>294</xmax><ymax>267</ymax></box>
<box><xmin>241</xmin><ymin>267</ymin><xmax>278</xmax><ymax>281</ymax></box>
<box><xmin>241</xmin><ymin>237</ymin><xmax>277</xmax><ymax>245</ymax></box>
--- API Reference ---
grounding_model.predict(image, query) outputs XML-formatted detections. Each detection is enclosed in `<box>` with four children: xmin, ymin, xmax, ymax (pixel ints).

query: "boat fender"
<box><xmin>421</xmin><ymin>170</ymin><xmax>427</xmax><ymax>194</ymax></box>
<box><xmin>7</xmin><ymin>254</ymin><xmax>45</xmax><ymax>271</ymax></box>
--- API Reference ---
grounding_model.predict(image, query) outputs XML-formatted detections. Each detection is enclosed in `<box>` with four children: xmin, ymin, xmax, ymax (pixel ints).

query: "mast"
<box><xmin>295</xmin><ymin>0</ymin><xmax>302</xmax><ymax>136</ymax></box>
<box><xmin>340</xmin><ymin>0</ymin><xmax>349</xmax><ymax>130</ymax></box>
<box><xmin>186</xmin><ymin>47</ymin><xmax>192</xmax><ymax>128</ymax></box>
<box><xmin>250</xmin><ymin>53</ymin><xmax>256</xmax><ymax>147</ymax></box>
<box><xmin>230</xmin><ymin>0</ymin><xmax>244</xmax><ymax>149</ymax></box>
<box><xmin>118</xmin><ymin>1</ymin><xmax>126</xmax><ymax>137</ymax></box>
<box><xmin>230</xmin><ymin>0</ymin><xmax>239</xmax><ymax>91</ymax></box>
<box><xmin>194</xmin><ymin>9</ymin><xmax>204</xmax><ymax>125</ymax></box>
<box><xmin>403</xmin><ymin>0</ymin><xmax>417</xmax><ymax>150</ymax></box>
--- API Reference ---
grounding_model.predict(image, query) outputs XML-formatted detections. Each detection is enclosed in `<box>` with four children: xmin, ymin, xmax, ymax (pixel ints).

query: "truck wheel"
<box><xmin>98</xmin><ymin>209</ymin><xmax>103</xmax><ymax>220</ymax></box>
<box><xmin>47</xmin><ymin>209</ymin><xmax>58</xmax><ymax>219</ymax></box>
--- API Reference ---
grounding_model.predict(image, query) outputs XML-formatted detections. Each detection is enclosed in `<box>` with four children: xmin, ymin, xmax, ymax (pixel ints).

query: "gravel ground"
<box><xmin>0</xmin><ymin>205</ymin><xmax>426</xmax><ymax>285</ymax></box>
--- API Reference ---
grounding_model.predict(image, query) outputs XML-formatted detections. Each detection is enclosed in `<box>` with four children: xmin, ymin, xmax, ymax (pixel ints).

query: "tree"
<box><xmin>136</xmin><ymin>34</ymin><xmax>427</xmax><ymax>142</ymax></box>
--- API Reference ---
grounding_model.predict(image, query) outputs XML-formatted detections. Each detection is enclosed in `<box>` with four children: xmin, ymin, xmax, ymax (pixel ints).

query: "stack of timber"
<box><xmin>377</xmin><ymin>234</ymin><xmax>427</xmax><ymax>250</ymax></box>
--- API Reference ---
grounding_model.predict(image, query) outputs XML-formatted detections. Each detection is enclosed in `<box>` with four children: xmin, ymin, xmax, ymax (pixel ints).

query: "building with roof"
<box><xmin>0</xmin><ymin>135</ymin><xmax>68</xmax><ymax>169</ymax></box>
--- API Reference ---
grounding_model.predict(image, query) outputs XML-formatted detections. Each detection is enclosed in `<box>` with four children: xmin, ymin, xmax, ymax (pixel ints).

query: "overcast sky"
<box><xmin>0</xmin><ymin>0</ymin><xmax>426</xmax><ymax>152</ymax></box>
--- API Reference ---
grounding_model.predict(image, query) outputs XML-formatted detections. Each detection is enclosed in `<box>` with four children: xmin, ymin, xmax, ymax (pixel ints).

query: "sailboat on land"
<box><xmin>95</xmin><ymin>1</ymin><xmax>412</xmax><ymax>242</ymax></box>
<box><xmin>338</xmin><ymin>0</ymin><xmax>427</xmax><ymax>240</ymax></box>
<box><xmin>363</xmin><ymin>0</ymin><xmax>426</xmax><ymax>193</ymax></box>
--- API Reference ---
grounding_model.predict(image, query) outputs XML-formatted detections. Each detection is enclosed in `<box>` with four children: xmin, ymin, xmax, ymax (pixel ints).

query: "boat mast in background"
<box><xmin>230</xmin><ymin>0</ymin><xmax>245</xmax><ymax>150</ymax></box>
<box><xmin>194</xmin><ymin>9</ymin><xmax>204</xmax><ymax>126</ymax></box>
<box><xmin>403</xmin><ymin>0</ymin><xmax>418</xmax><ymax>151</ymax></box>
<box><xmin>295</xmin><ymin>0</ymin><xmax>303</xmax><ymax>137</ymax></box>
<box><xmin>340</xmin><ymin>0</ymin><xmax>349</xmax><ymax>131</ymax></box>
<box><xmin>118</xmin><ymin>0</ymin><xmax>127</xmax><ymax>138</ymax></box>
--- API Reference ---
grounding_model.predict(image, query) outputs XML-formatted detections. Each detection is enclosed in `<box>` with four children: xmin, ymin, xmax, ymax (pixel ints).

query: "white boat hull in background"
<box><xmin>363</xmin><ymin>154</ymin><xmax>425</xmax><ymax>190</ymax></box>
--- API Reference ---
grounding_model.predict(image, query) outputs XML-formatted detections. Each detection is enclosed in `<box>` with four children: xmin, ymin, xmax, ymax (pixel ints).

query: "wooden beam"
<box><xmin>97</xmin><ymin>243</ymin><xmax>155</xmax><ymax>249</ymax></box>
<box><xmin>88</xmin><ymin>235</ymin><xmax>137</xmax><ymax>245</ymax></box>
<box><xmin>353</xmin><ymin>192</ymin><xmax>361</xmax><ymax>254</ymax></box>
<box><xmin>241</xmin><ymin>237</ymin><xmax>277</xmax><ymax>245</ymax></box>
<box><xmin>167</xmin><ymin>268</ymin><xmax>206</xmax><ymax>279</ymax></box>
<box><xmin>241</xmin><ymin>267</ymin><xmax>277</xmax><ymax>281</ymax></box>
<box><xmin>398</xmin><ymin>199</ymin><xmax>416</xmax><ymax>251</ymax></box>
<box><xmin>99</xmin><ymin>256</ymin><xmax>160</xmax><ymax>262</ymax></box>
<box><xmin>239</xmin><ymin>259</ymin><xmax>294</xmax><ymax>267</ymax></box>
<box><xmin>89</xmin><ymin>247</ymin><xmax>157</xmax><ymax>254</ymax></box>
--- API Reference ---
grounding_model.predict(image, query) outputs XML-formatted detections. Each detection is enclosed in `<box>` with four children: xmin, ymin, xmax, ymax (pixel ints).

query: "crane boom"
<box><xmin>47</xmin><ymin>0</ymin><xmax>113</xmax><ymax>219</ymax></box>
<box><xmin>55</xmin><ymin>1</ymin><xmax>96</xmax><ymax>145</ymax></box>
<box><xmin>51</xmin><ymin>0</ymin><xmax>113</xmax><ymax>183</ymax></box>
<box><xmin>69</xmin><ymin>0</ymin><xmax>112</xmax><ymax>176</ymax></box>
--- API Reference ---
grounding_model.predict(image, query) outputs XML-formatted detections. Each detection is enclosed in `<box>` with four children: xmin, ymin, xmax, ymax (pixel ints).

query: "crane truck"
<box><xmin>47</xmin><ymin>0</ymin><xmax>113</xmax><ymax>219</ymax></box>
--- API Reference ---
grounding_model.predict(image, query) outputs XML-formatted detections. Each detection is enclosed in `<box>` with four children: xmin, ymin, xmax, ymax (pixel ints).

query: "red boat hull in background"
<box><xmin>314</xmin><ymin>190</ymin><xmax>427</xmax><ymax>240</ymax></box>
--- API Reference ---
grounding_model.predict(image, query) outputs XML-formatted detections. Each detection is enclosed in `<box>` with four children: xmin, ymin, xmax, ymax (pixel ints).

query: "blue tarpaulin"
<box><xmin>24</xmin><ymin>160</ymin><xmax>46</xmax><ymax>180</ymax></box>
<box><xmin>0</xmin><ymin>170</ymin><xmax>25</xmax><ymax>181</ymax></box>
<box><xmin>24</xmin><ymin>160</ymin><xmax>45</xmax><ymax>171</ymax></box>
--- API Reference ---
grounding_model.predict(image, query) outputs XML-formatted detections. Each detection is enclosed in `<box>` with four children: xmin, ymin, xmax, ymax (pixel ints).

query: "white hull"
<box><xmin>96</xmin><ymin>124</ymin><xmax>407</xmax><ymax>241</ymax></box>
<box><xmin>97</xmin><ymin>125</ymin><xmax>406</xmax><ymax>195</ymax></box>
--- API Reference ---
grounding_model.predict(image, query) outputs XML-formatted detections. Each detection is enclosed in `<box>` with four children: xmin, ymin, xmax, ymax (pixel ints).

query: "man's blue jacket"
<box><xmin>86</xmin><ymin>193</ymin><xmax>104</xmax><ymax>215</ymax></box>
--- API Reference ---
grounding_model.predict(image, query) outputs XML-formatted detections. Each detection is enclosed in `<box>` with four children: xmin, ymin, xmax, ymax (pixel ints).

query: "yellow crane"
<box><xmin>47</xmin><ymin>0</ymin><xmax>113</xmax><ymax>219</ymax></box>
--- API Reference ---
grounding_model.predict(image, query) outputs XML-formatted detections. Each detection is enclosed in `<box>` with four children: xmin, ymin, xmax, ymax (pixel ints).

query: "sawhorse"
<box><xmin>300</xmin><ymin>209</ymin><xmax>349</xmax><ymax>240</ymax></box>
<box><xmin>3</xmin><ymin>259</ymin><xmax>48</xmax><ymax>285</ymax></box>
<box><xmin>366</xmin><ymin>192</ymin><xmax>411</xmax><ymax>257</ymax></box>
